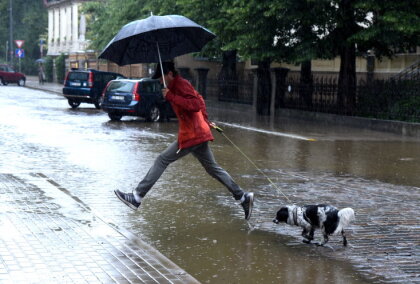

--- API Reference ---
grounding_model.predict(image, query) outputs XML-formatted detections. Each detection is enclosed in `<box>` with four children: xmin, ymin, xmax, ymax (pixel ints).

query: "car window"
<box><xmin>94</xmin><ymin>73</ymin><xmax>103</xmax><ymax>83</ymax></box>
<box><xmin>6</xmin><ymin>66</ymin><xmax>14</xmax><ymax>72</ymax></box>
<box><xmin>103</xmin><ymin>74</ymin><xmax>115</xmax><ymax>83</ymax></box>
<box><xmin>68</xmin><ymin>72</ymin><xmax>89</xmax><ymax>81</ymax></box>
<box><xmin>107</xmin><ymin>81</ymin><xmax>134</xmax><ymax>93</ymax></box>
<box><xmin>0</xmin><ymin>66</ymin><xmax>5</xmax><ymax>71</ymax></box>
<box><xmin>153</xmin><ymin>81</ymin><xmax>161</xmax><ymax>92</ymax></box>
<box><xmin>139</xmin><ymin>82</ymin><xmax>156</xmax><ymax>93</ymax></box>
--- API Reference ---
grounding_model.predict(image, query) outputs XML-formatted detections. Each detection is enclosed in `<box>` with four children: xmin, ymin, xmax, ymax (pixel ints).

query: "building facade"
<box><xmin>44</xmin><ymin>0</ymin><xmax>92</xmax><ymax>56</ymax></box>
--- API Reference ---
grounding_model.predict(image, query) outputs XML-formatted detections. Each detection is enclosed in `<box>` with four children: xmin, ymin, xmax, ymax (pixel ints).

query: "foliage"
<box><xmin>44</xmin><ymin>56</ymin><xmax>53</xmax><ymax>82</ymax></box>
<box><xmin>222</xmin><ymin>0</ymin><xmax>279</xmax><ymax>62</ymax></box>
<box><xmin>0</xmin><ymin>0</ymin><xmax>47</xmax><ymax>74</ymax></box>
<box><xmin>83</xmin><ymin>0</ymin><xmax>179</xmax><ymax>52</ymax></box>
<box><xmin>55</xmin><ymin>53</ymin><xmax>66</xmax><ymax>83</ymax></box>
<box><xmin>352</xmin><ymin>0</ymin><xmax>420</xmax><ymax>58</ymax></box>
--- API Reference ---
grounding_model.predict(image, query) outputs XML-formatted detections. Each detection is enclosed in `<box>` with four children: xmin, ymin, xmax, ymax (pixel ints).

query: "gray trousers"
<box><xmin>135</xmin><ymin>141</ymin><xmax>244</xmax><ymax>200</ymax></box>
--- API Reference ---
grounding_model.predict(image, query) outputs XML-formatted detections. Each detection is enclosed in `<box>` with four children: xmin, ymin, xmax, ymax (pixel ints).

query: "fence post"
<box><xmin>270</xmin><ymin>69</ymin><xmax>276</xmax><ymax>117</ymax></box>
<box><xmin>252</xmin><ymin>69</ymin><xmax>258</xmax><ymax>112</ymax></box>
<box><xmin>272</xmin><ymin>67</ymin><xmax>289</xmax><ymax>109</ymax></box>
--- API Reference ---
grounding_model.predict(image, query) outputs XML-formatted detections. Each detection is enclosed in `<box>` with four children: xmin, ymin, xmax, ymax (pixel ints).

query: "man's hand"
<box><xmin>209</xmin><ymin>122</ymin><xmax>223</xmax><ymax>132</ymax></box>
<box><xmin>161</xmin><ymin>88</ymin><xmax>169</xmax><ymax>99</ymax></box>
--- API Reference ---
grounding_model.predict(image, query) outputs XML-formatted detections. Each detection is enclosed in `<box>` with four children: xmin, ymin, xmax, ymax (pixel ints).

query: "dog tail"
<box><xmin>334</xmin><ymin>208</ymin><xmax>355</xmax><ymax>235</ymax></box>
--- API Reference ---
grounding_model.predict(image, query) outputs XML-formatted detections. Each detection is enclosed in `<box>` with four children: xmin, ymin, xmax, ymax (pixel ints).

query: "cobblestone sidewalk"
<box><xmin>0</xmin><ymin>173</ymin><xmax>199</xmax><ymax>284</ymax></box>
<box><xmin>255</xmin><ymin>170</ymin><xmax>420</xmax><ymax>283</ymax></box>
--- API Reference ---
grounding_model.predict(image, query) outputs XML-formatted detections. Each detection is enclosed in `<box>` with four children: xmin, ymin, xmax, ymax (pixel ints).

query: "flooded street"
<box><xmin>0</xmin><ymin>86</ymin><xmax>418</xmax><ymax>283</ymax></box>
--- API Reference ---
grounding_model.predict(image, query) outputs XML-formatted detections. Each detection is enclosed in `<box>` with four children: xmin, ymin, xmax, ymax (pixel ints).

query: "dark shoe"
<box><xmin>241</xmin><ymin>192</ymin><xmax>254</xmax><ymax>220</ymax></box>
<box><xmin>114</xmin><ymin>189</ymin><xmax>140</xmax><ymax>210</ymax></box>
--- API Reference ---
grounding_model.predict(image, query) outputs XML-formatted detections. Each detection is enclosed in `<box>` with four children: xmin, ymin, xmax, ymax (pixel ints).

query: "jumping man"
<box><xmin>114</xmin><ymin>61</ymin><xmax>254</xmax><ymax>220</ymax></box>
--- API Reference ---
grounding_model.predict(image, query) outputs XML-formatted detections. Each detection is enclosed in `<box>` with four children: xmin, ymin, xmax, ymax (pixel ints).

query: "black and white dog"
<box><xmin>273</xmin><ymin>204</ymin><xmax>355</xmax><ymax>246</ymax></box>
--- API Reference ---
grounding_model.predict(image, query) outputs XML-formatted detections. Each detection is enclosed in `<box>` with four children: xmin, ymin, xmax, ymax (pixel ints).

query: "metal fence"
<box><xmin>207</xmin><ymin>79</ymin><xmax>254</xmax><ymax>104</ymax></box>
<box><xmin>284</xmin><ymin>77</ymin><xmax>340</xmax><ymax>113</ymax></box>
<box><xmin>284</xmin><ymin>76</ymin><xmax>419</xmax><ymax>121</ymax></box>
<box><xmin>206</xmin><ymin>75</ymin><xmax>420</xmax><ymax>122</ymax></box>
<box><xmin>357</xmin><ymin>78</ymin><xmax>420</xmax><ymax>122</ymax></box>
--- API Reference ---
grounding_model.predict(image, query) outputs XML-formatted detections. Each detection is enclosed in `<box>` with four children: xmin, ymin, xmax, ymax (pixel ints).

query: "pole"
<box><xmin>5</xmin><ymin>41</ymin><xmax>8</xmax><ymax>62</ymax></box>
<box><xmin>9</xmin><ymin>0</ymin><xmax>13</xmax><ymax>66</ymax></box>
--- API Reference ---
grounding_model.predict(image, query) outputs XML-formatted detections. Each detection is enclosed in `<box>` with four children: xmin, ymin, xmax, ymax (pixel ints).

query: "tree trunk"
<box><xmin>299</xmin><ymin>60</ymin><xmax>313</xmax><ymax>109</ymax></box>
<box><xmin>338</xmin><ymin>45</ymin><xmax>356</xmax><ymax>114</ymax></box>
<box><xmin>218</xmin><ymin>50</ymin><xmax>238</xmax><ymax>101</ymax></box>
<box><xmin>256</xmin><ymin>59</ymin><xmax>272</xmax><ymax>115</ymax></box>
<box><xmin>337</xmin><ymin>0</ymin><xmax>357</xmax><ymax>115</ymax></box>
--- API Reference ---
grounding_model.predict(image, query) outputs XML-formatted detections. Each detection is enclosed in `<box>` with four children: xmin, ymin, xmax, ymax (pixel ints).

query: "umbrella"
<box><xmin>98</xmin><ymin>14</ymin><xmax>216</xmax><ymax>87</ymax></box>
<box><xmin>36</xmin><ymin>58</ymin><xmax>46</xmax><ymax>63</ymax></box>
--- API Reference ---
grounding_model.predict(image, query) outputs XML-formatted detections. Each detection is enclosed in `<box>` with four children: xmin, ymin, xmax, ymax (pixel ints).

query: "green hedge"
<box><xmin>44</xmin><ymin>56</ymin><xmax>54</xmax><ymax>82</ymax></box>
<box><xmin>56</xmin><ymin>53</ymin><xmax>66</xmax><ymax>84</ymax></box>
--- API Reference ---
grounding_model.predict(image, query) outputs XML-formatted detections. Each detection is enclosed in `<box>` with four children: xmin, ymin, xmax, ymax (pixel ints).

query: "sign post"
<box><xmin>15</xmin><ymin>49</ymin><xmax>24</xmax><ymax>72</ymax></box>
<box><xmin>14</xmin><ymin>41</ymin><xmax>25</xmax><ymax>72</ymax></box>
<box><xmin>39</xmin><ymin>39</ymin><xmax>46</xmax><ymax>58</ymax></box>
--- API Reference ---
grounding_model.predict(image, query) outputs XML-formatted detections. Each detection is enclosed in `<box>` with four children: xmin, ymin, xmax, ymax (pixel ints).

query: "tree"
<box><xmin>322</xmin><ymin>0</ymin><xmax>420</xmax><ymax>114</ymax></box>
<box><xmin>83</xmin><ymin>0</ymin><xmax>179</xmax><ymax>52</ymax></box>
<box><xmin>267</xmin><ymin>0</ymin><xmax>333</xmax><ymax>108</ymax></box>
<box><xmin>0</xmin><ymin>0</ymin><xmax>47</xmax><ymax>74</ymax></box>
<box><xmin>223</xmin><ymin>0</ymin><xmax>281</xmax><ymax>115</ymax></box>
<box><xmin>175</xmin><ymin>0</ymin><xmax>241</xmax><ymax>101</ymax></box>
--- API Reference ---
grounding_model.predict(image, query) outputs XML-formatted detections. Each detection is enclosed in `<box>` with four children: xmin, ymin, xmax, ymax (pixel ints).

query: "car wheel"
<box><xmin>146</xmin><ymin>105</ymin><xmax>160</xmax><ymax>122</ymax></box>
<box><xmin>1</xmin><ymin>78</ymin><xmax>8</xmax><ymax>86</ymax></box>
<box><xmin>94</xmin><ymin>98</ymin><xmax>101</xmax><ymax>109</ymax></box>
<box><xmin>18</xmin><ymin>78</ymin><xmax>25</xmax><ymax>86</ymax></box>
<box><xmin>68</xmin><ymin>99</ymin><xmax>81</xmax><ymax>109</ymax></box>
<box><xmin>108</xmin><ymin>113</ymin><xmax>122</xmax><ymax>121</ymax></box>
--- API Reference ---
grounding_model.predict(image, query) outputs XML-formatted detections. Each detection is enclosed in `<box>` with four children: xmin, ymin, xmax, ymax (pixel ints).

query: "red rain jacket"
<box><xmin>165</xmin><ymin>75</ymin><xmax>214</xmax><ymax>149</ymax></box>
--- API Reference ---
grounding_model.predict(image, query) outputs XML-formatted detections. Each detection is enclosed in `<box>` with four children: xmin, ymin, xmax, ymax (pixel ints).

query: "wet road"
<box><xmin>1</xmin><ymin>86</ymin><xmax>419</xmax><ymax>283</ymax></box>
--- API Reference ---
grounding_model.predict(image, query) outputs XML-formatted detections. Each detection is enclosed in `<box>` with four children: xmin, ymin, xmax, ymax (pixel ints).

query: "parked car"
<box><xmin>0</xmin><ymin>64</ymin><xmax>26</xmax><ymax>86</ymax></box>
<box><xmin>62</xmin><ymin>69</ymin><xmax>124</xmax><ymax>109</ymax></box>
<box><xmin>101</xmin><ymin>78</ymin><xmax>175</xmax><ymax>122</ymax></box>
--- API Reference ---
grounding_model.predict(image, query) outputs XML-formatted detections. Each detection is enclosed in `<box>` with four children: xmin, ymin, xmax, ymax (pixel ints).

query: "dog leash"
<box><xmin>212</xmin><ymin>124</ymin><xmax>292</xmax><ymax>203</ymax></box>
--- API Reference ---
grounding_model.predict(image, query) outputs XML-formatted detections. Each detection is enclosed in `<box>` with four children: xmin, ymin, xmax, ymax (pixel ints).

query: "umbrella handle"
<box><xmin>156</xmin><ymin>42</ymin><xmax>167</xmax><ymax>88</ymax></box>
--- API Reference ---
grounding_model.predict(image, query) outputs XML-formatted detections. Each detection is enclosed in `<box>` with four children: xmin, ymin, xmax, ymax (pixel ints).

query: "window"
<box><xmin>139</xmin><ymin>82</ymin><xmax>154</xmax><ymax>93</ymax></box>
<box><xmin>68</xmin><ymin>72</ymin><xmax>89</xmax><ymax>81</ymax></box>
<box><xmin>108</xmin><ymin>81</ymin><xmax>134</xmax><ymax>93</ymax></box>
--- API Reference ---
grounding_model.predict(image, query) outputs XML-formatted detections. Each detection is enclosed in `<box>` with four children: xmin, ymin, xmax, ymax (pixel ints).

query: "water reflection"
<box><xmin>1</xmin><ymin>87</ymin><xmax>418</xmax><ymax>283</ymax></box>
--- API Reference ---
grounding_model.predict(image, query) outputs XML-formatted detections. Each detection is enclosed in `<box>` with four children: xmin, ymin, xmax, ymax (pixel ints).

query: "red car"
<box><xmin>0</xmin><ymin>64</ymin><xmax>26</xmax><ymax>86</ymax></box>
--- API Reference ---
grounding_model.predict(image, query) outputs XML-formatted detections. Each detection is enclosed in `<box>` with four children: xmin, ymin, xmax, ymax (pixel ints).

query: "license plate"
<box><xmin>70</xmin><ymin>82</ymin><xmax>81</xmax><ymax>86</ymax></box>
<box><xmin>111</xmin><ymin>95</ymin><xmax>125</xmax><ymax>101</ymax></box>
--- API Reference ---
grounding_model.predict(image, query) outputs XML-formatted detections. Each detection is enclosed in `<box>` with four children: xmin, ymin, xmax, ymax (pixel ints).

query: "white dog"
<box><xmin>273</xmin><ymin>204</ymin><xmax>355</xmax><ymax>246</ymax></box>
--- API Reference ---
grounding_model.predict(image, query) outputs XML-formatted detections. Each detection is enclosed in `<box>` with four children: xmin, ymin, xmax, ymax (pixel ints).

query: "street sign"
<box><xmin>14</xmin><ymin>40</ymin><xmax>25</xmax><ymax>49</ymax></box>
<box><xmin>15</xmin><ymin>49</ymin><xmax>25</xmax><ymax>58</ymax></box>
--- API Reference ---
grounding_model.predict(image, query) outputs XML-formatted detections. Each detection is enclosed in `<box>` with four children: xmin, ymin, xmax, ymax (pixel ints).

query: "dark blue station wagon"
<box><xmin>63</xmin><ymin>69</ymin><xmax>124</xmax><ymax>109</ymax></box>
<box><xmin>101</xmin><ymin>78</ymin><xmax>174</xmax><ymax>121</ymax></box>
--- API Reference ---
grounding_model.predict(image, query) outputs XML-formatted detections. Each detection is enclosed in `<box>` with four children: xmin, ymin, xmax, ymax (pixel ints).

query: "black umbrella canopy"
<box><xmin>99</xmin><ymin>15</ymin><xmax>216</xmax><ymax>66</ymax></box>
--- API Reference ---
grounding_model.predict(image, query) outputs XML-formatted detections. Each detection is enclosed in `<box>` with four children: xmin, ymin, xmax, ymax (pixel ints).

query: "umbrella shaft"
<box><xmin>156</xmin><ymin>42</ymin><xmax>167</xmax><ymax>88</ymax></box>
